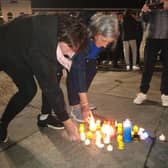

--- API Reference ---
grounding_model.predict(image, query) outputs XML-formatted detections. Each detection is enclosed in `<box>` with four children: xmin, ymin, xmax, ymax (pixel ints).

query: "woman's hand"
<box><xmin>81</xmin><ymin>105</ymin><xmax>92</xmax><ymax>122</ymax></box>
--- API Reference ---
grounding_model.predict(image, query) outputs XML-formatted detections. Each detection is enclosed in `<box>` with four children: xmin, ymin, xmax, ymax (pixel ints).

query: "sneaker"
<box><xmin>126</xmin><ymin>65</ymin><xmax>130</xmax><ymax>71</ymax></box>
<box><xmin>37</xmin><ymin>114</ymin><xmax>64</xmax><ymax>130</ymax></box>
<box><xmin>132</xmin><ymin>65</ymin><xmax>140</xmax><ymax>70</ymax></box>
<box><xmin>71</xmin><ymin>108</ymin><xmax>84</xmax><ymax>123</ymax></box>
<box><xmin>161</xmin><ymin>94</ymin><xmax>168</xmax><ymax>107</ymax></box>
<box><xmin>71</xmin><ymin>105</ymin><xmax>97</xmax><ymax>122</ymax></box>
<box><xmin>133</xmin><ymin>92</ymin><xmax>147</xmax><ymax>104</ymax></box>
<box><xmin>0</xmin><ymin>122</ymin><xmax>8</xmax><ymax>143</ymax></box>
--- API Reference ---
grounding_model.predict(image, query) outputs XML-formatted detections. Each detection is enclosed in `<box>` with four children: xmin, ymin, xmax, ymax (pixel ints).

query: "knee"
<box><xmin>21</xmin><ymin>83</ymin><xmax>37</xmax><ymax>100</ymax></box>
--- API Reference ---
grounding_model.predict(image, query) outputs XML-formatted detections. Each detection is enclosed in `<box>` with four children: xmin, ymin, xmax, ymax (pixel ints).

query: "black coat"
<box><xmin>0</xmin><ymin>15</ymin><xmax>68</xmax><ymax>121</ymax></box>
<box><xmin>142</xmin><ymin>10</ymin><xmax>168</xmax><ymax>39</ymax></box>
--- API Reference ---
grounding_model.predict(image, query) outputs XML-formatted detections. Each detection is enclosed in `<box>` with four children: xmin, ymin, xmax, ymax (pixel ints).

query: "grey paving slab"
<box><xmin>0</xmin><ymin>71</ymin><xmax>168</xmax><ymax>168</ymax></box>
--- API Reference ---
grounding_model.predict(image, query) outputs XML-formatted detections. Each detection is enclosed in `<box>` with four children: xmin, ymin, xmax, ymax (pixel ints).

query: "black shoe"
<box><xmin>37</xmin><ymin>114</ymin><xmax>64</xmax><ymax>130</ymax></box>
<box><xmin>0</xmin><ymin>122</ymin><xmax>8</xmax><ymax>143</ymax></box>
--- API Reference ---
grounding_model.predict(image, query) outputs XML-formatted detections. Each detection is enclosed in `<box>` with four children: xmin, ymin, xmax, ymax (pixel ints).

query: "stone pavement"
<box><xmin>0</xmin><ymin>69</ymin><xmax>168</xmax><ymax>168</ymax></box>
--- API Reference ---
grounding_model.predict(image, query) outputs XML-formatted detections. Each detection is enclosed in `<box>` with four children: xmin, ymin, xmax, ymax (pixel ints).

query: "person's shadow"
<box><xmin>0</xmin><ymin>140</ymin><xmax>45</xmax><ymax>167</ymax></box>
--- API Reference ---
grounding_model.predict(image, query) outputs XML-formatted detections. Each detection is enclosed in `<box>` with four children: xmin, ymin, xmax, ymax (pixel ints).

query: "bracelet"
<box><xmin>81</xmin><ymin>103</ymin><xmax>89</xmax><ymax>107</ymax></box>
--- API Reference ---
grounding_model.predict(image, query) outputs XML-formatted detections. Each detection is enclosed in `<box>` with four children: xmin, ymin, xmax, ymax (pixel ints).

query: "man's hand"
<box><xmin>141</xmin><ymin>4</ymin><xmax>151</xmax><ymax>13</ymax></box>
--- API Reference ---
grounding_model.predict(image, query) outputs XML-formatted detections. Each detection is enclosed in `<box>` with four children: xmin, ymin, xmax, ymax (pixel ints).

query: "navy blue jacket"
<box><xmin>70</xmin><ymin>40</ymin><xmax>102</xmax><ymax>93</ymax></box>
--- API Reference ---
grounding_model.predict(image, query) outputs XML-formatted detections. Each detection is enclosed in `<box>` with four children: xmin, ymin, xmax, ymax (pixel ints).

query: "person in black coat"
<box><xmin>0</xmin><ymin>14</ymin><xmax>88</xmax><ymax>142</ymax></box>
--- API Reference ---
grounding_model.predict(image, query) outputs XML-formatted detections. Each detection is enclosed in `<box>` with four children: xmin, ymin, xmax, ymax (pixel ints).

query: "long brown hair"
<box><xmin>57</xmin><ymin>14</ymin><xmax>88</xmax><ymax>54</ymax></box>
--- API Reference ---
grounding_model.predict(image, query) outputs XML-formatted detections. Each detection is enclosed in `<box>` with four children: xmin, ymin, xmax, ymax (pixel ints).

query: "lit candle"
<box><xmin>107</xmin><ymin>144</ymin><xmax>113</xmax><ymax>151</ymax></box>
<box><xmin>79</xmin><ymin>123</ymin><xmax>85</xmax><ymax>133</ymax></box>
<box><xmin>89</xmin><ymin>114</ymin><xmax>96</xmax><ymax>132</ymax></box>
<box><xmin>86</xmin><ymin>131</ymin><xmax>93</xmax><ymax>139</ymax></box>
<box><xmin>96</xmin><ymin>120</ymin><xmax>101</xmax><ymax>130</ymax></box>
<box><xmin>80</xmin><ymin>132</ymin><xmax>86</xmax><ymax>141</ymax></box>
<box><xmin>84</xmin><ymin>139</ymin><xmax>91</xmax><ymax>145</ymax></box>
<box><xmin>101</xmin><ymin>121</ymin><xmax>112</xmax><ymax>144</ymax></box>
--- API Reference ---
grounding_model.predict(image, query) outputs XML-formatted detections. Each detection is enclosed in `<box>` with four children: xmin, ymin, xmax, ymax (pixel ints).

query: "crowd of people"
<box><xmin>0</xmin><ymin>0</ymin><xmax>168</xmax><ymax>143</ymax></box>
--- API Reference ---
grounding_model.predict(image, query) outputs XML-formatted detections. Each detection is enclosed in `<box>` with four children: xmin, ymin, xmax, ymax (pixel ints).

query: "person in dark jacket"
<box><xmin>68</xmin><ymin>13</ymin><xmax>119</xmax><ymax>122</ymax></box>
<box><xmin>133</xmin><ymin>0</ymin><xmax>168</xmax><ymax>106</ymax></box>
<box><xmin>0</xmin><ymin>14</ymin><xmax>88</xmax><ymax>142</ymax></box>
<box><xmin>122</xmin><ymin>9</ymin><xmax>140</xmax><ymax>71</ymax></box>
<box><xmin>37</xmin><ymin>13</ymin><xmax>119</xmax><ymax>125</ymax></box>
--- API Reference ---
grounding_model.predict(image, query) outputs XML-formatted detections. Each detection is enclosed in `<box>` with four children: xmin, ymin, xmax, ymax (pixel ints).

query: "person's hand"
<box><xmin>63</xmin><ymin>119</ymin><xmax>80</xmax><ymax>141</ymax></box>
<box><xmin>141</xmin><ymin>4</ymin><xmax>151</xmax><ymax>13</ymax></box>
<box><xmin>81</xmin><ymin>105</ymin><xmax>92</xmax><ymax>122</ymax></box>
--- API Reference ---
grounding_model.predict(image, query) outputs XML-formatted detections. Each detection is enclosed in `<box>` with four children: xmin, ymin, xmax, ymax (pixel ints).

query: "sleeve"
<box><xmin>68</xmin><ymin>51</ymin><xmax>87</xmax><ymax>93</ymax></box>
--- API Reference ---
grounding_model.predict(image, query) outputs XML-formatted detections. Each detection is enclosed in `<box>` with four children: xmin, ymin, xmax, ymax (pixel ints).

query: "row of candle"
<box><xmin>79</xmin><ymin>115</ymin><xmax>149</xmax><ymax>151</ymax></box>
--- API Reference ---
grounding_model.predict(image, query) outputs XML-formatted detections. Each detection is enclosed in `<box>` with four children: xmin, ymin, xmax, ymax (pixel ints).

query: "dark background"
<box><xmin>31</xmin><ymin>0</ymin><xmax>146</xmax><ymax>9</ymax></box>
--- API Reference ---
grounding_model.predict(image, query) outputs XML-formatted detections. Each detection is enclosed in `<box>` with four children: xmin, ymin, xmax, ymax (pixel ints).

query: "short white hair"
<box><xmin>89</xmin><ymin>13</ymin><xmax>119</xmax><ymax>39</ymax></box>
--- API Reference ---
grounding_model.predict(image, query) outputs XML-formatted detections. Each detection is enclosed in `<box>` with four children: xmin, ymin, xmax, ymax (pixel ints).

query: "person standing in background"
<box><xmin>133</xmin><ymin>0</ymin><xmax>168</xmax><ymax>107</ymax></box>
<box><xmin>122</xmin><ymin>9</ymin><xmax>140</xmax><ymax>71</ymax></box>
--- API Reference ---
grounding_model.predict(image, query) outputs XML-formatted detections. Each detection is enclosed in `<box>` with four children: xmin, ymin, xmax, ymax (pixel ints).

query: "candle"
<box><xmin>103</xmin><ymin>133</ymin><xmax>111</xmax><ymax>144</ymax></box>
<box><xmin>123</xmin><ymin>119</ymin><xmax>132</xmax><ymax>143</ymax></box>
<box><xmin>80</xmin><ymin>132</ymin><xmax>86</xmax><ymax>141</ymax></box>
<box><xmin>79</xmin><ymin>124</ymin><xmax>85</xmax><ymax>133</ymax></box>
<box><xmin>86</xmin><ymin>131</ymin><xmax>93</xmax><ymax>139</ymax></box>
<box><xmin>117</xmin><ymin>123</ymin><xmax>123</xmax><ymax>134</ymax></box>
<box><xmin>118</xmin><ymin>141</ymin><xmax>125</xmax><ymax>150</ymax></box>
<box><xmin>107</xmin><ymin>144</ymin><xmax>113</xmax><ymax>151</ymax></box>
<box><xmin>95</xmin><ymin>131</ymin><xmax>102</xmax><ymax>144</ymax></box>
<box><xmin>117</xmin><ymin>134</ymin><xmax>123</xmax><ymax>142</ymax></box>
<box><xmin>89</xmin><ymin>114</ymin><xmax>96</xmax><ymax>132</ymax></box>
<box><xmin>84</xmin><ymin>139</ymin><xmax>91</xmax><ymax>145</ymax></box>
<box><xmin>96</xmin><ymin>120</ymin><xmax>101</xmax><ymax>130</ymax></box>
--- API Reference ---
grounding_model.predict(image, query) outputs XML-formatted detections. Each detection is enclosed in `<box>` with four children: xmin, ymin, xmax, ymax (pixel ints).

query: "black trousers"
<box><xmin>41</xmin><ymin>71</ymin><xmax>63</xmax><ymax>114</ymax></box>
<box><xmin>1</xmin><ymin>64</ymin><xmax>37</xmax><ymax>127</ymax></box>
<box><xmin>67</xmin><ymin>59</ymin><xmax>97</xmax><ymax>106</ymax></box>
<box><xmin>140</xmin><ymin>39</ymin><xmax>168</xmax><ymax>94</ymax></box>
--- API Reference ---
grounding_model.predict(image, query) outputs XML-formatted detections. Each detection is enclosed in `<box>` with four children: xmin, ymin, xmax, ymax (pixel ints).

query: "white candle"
<box><xmin>84</xmin><ymin>139</ymin><xmax>91</xmax><ymax>145</ymax></box>
<box><xmin>107</xmin><ymin>144</ymin><xmax>113</xmax><ymax>151</ymax></box>
<box><xmin>80</xmin><ymin>132</ymin><xmax>86</xmax><ymax>141</ymax></box>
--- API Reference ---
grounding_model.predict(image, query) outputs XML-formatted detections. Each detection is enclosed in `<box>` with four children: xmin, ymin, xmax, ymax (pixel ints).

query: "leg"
<box><xmin>140</xmin><ymin>39</ymin><xmax>160</xmax><ymax>93</ymax></box>
<box><xmin>160</xmin><ymin>39</ymin><xmax>168</xmax><ymax>95</ymax></box>
<box><xmin>130</xmin><ymin>40</ymin><xmax>137</xmax><ymax>66</ymax></box>
<box><xmin>1</xmin><ymin>67</ymin><xmax>37</xmax><ymax>127</ymax></box>
<box><xmin>123</xmin><ymin>41</ymin><xmax>130</xmax><ymax>66</ymax></box>
<box><xmin>41</xmin><ymin>71</ymin><xmax>63</xmax><ymax>115</ymax></box>
<box><xmin>0</xmin><ymin>65</ymin><xmax>37</xmax><ymax>142</ymax></box>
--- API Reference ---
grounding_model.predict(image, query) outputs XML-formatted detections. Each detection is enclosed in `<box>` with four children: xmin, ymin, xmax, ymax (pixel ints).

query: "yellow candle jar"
<box><xmin>79</xmin><ymin>124</ymin><xmax>85</xmax><ymax>132</ymax></box>
<box><xmin>117</xmin><ymin>123</ymin><xmax>123</xmax><ymax>134</ymax></box>
<box><xmin>86</xmin><ymin>131</ymin><xmax>94</xmax><ymax>139</ymax></box>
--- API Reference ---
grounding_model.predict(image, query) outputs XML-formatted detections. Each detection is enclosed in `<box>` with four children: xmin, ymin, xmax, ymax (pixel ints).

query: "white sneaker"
<box><xmin>132</xmin><ymin>65</ymin><xmax>140</xmax><ymax>70</ymax></box>
<box><xmin>126</xmin><ymin>65</ymin><xmax>130</xmax><ymax>71</ymax></box>
<box><xmin>161</xmin><ymin>94</ymin><xmax>168</xmax><ymax>107</ymax></box>
<box><xmin>133</xmin><ymin>93</ymin><xmax>147</xmax><ymax>104</ymax></box>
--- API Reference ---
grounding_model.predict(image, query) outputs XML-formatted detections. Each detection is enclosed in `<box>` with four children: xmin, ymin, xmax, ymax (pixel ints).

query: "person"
<box><xmin>133</xmin><ymin>0</ymin><xmax>168</xmax><ymax>106</ymax></box>
<box><xmin>0</xmin><ymin>14</ymin><xmax>88</xmax><ymax>143</ymax></box>
<box><xmin>111</xmin><ymin>12</ymin><xmax>124</xmax><ymax>69</ymax></box>
<box><xmin>122</xmin><ymin>9</ymin><xmax>140</xmax><ymax>71</ymax></box>
<box><xmin>37</xmin><ymin>13</ymin><xmax>119</xmax><ymax>126</ymax></box>
<box><xmin>68</xmin><ymin>13</ymin><xmax>119</xmax><ymax>122</ymax></box>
